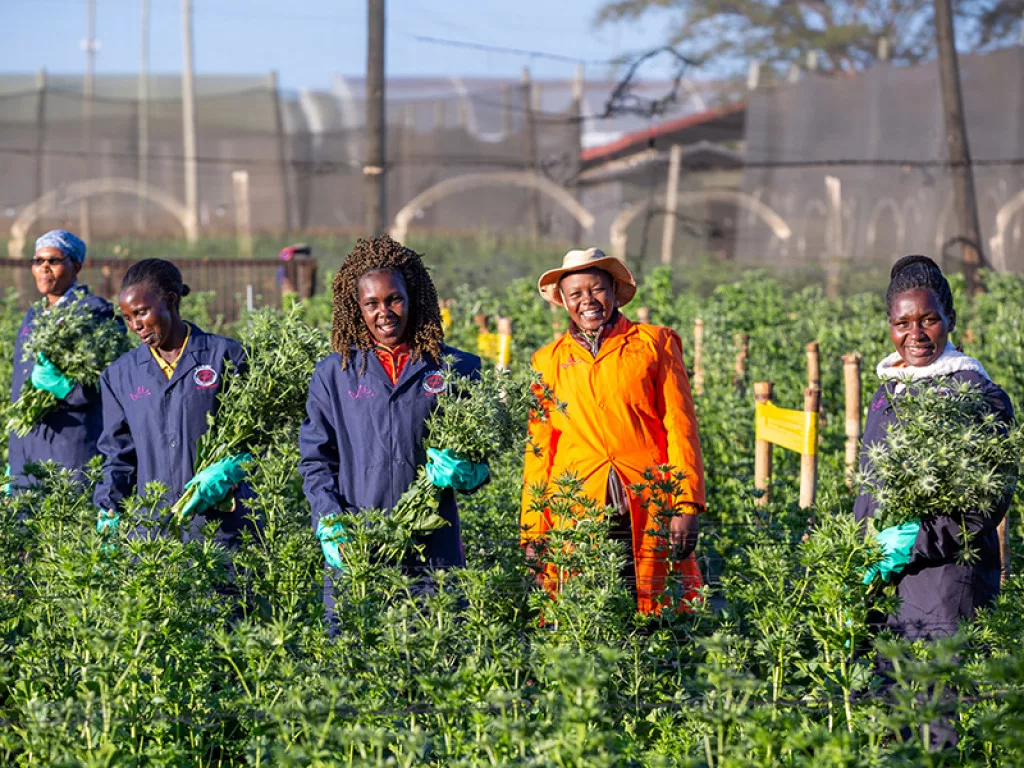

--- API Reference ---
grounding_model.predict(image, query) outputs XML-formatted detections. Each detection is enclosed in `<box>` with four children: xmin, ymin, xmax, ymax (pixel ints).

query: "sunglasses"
<box><xmin>32</xmin><ymin>256</ymin><xmax>69</xmax><ymax>267</ymax></box>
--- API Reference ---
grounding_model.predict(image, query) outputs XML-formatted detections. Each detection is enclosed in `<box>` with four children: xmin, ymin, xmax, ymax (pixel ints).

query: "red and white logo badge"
<box><xmin>422</xmin><ymin>370</ymin><xmax>447</xmax><ymax>395</ymax></box>
<box><xmin>194</xmin><ymin>365</ymin><xmax>219</xmax><ymax>389</ymax></box>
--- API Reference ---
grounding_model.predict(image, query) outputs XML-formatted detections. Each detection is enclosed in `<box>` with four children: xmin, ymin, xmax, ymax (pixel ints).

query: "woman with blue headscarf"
<box><xmin>8</xmin><ymin>230</ymin><xmax>124</xmax><ymax>492</ymax></box>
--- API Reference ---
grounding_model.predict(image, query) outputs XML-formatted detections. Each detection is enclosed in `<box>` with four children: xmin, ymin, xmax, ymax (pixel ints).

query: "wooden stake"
<box><xmin>636</xmin><ymin>307</ymin><xmax>651</xmax><ymax>324</ymax></box>
<box><xmin>842</xmin><ymin>353</ymin><xmax>862</xmax><ymax>486</ymax></box>
<box><xmin>806</xmin><ymin>341</ymin><xmax>820</xmax><ymax>392</ymax></box>
<box><xmin>734</xmin><ymin>333</ymin><xmax>749</xmax><ymax>394</ymax></box>
<box><xmin>473</xmin><ymin>313</ymin><xmax>489</xmax><ymax>332</ymax></box>
<box><xmin>693</xmin><ymin>318</ymin><xmax>705</xmax><ymax>396</ymax></box>
<box><xmin>496</xmin><ymin>316</ymin><xmax>513</xmax><ymax>371</ymax></box>
<box><xmin>799</xmin><ymin>386</ymin><xmax>820</xmax><ymax>509</ymax></box>
<box><xmin>754</xmin><ymin>381</ymin><xmax>774</xmax><ymax>506</ymax></box>
<box><xmin>998</xmin><ymin>518</ymin><xmax>1010</xmax><ymax>585</ymax></box>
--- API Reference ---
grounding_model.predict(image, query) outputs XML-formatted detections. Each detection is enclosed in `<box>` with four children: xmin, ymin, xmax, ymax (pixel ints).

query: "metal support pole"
<box><xmin>269</xmin><ymin>71</ymin><xmax>296</xmax><ymax>232</ymax></box>
<box><xmin>137</xmin><ymin>0</ymin><xmax>149</xmax><ymax>232</ymax></box>
<box><xmin>232</xmin><ymin>170</ymin><xmax>253</xmax><ymax>258</ymax></box>
<box><xmin>365</xmin><ymin>0</ymin><xmax>387</xmax><ymax>235</ymax></box>
<box><xmin>34</xmin><ymin>69</ymin><xmax>47</xmax><ymax>204</ymax></box>
<box><xmin>180</xmin><ymin>0</ymin><xmax>199</xmax><ymax>244</ymax></box>
<box><xmin>80</xmin><ymin>0</ymin><xmax>96</xmax><ymax>241</ymax></box>
<box><xmin>570</xmin><ymin>64</ymin><xmax>584</xmax><ymax>242</ymax></box>
<box><xmin>522</xmin><ymin>67</ymin><xmax>541</xmax><ymax>240</ymax></box>
<box><xmin>661</xmin><ymin>143</ymin><xmax>683</xmax><ymax>265</ymax></box>
<box><xmin>934</xmin><ymin>0</ymin><xmax>984</xmax><ymax>295</ymax></box>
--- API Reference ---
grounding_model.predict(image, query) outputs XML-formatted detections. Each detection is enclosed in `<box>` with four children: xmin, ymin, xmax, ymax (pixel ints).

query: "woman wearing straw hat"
<box><xmin>520</xmin><ymin>247</ymin><xmax>705</xmax><ymax>614</ymax></box>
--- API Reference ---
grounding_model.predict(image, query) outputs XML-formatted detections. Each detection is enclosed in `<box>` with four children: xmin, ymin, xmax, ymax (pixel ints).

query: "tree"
<box><xmin>595</xmin><ymin>0</ymin><xmax>1022</xmax><ymax>76</ymax></box>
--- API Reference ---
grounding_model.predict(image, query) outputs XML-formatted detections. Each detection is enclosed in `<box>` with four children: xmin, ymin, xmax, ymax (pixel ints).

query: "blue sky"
<box><xmin>1</xmin><ymin>0</ymin><xmax>668</xmax><ymax>89</ymax></box>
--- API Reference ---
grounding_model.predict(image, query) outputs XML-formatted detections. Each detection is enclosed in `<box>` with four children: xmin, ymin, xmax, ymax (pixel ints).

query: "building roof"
<box><xmin>580</xmin><ymin>102</ymin><xmax>746</xmax><ymax>168</ymax></box>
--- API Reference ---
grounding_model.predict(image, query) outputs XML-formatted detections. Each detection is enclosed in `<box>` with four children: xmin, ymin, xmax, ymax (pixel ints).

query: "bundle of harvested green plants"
<box><xmin>7</xmin><ymin>298</ymin><xmax>132</xmax><ymax>437</ymax></box>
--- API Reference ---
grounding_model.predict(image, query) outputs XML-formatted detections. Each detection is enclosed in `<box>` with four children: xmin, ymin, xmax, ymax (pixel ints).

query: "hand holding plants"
<box><xmin>424</xmin><ymin>447</ymin><xmax>489</xmax><ymax>492</ymax></box>
<box><xmin>862</xmin><ymin>521</ymin><xmax>921</xmax><ymax>584</ymax></box>
<box><xmin>670</xmin><ymin>509</ymin><xmax>700</xmax><ymax>561</ymax></box>
<box><xmin>30</xmin><ymin>353</ymin><xmax>74</xmax><ymax>400</ymax></box>
<box><xmin>316</xmin><ymin>512</ymin><xmax>347</xmax><ymax>569</ymax></box>
<box><xmin>177</xmin><ymin>453</ymin><xmax>252</xmax><ymax>520</ymax></box>
<box><xmin>7</xmin><ymin>298</ymin><xmax>131</xmax><ymax>437</ymax></box>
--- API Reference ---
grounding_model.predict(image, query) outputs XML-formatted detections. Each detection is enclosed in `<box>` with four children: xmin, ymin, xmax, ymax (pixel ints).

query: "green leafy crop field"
<box><xmin>2</xmin><ymin>260</ymin><xmax>1024</xmax><ymax>766</ymax></box>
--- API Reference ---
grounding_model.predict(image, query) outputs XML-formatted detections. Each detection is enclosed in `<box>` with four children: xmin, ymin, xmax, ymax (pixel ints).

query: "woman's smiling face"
<box><xmin>888</xmin><ymin>287</ymin><xmax>951</xmax><ymax>367</ymax></box>
<box><xmin>357</xmin><ymin>269</ymin><xmax>410</xmax><ymax>348</ymax></box>
<box><xmin>559</xmin><ymin>268</ymin><xmax>615</xmax><ymax>332</ymax></box>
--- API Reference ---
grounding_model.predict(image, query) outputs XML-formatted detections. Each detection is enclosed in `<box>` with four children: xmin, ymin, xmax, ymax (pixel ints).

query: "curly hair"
<box><xmin>331</xmin><ymin>235</ymin><xmax>444</xmax><ymax>372</ymax></box>
<box><xmin>886</xmin><ymin>254</ymin><xmax>956</xmax><ymax>331</ymax></box>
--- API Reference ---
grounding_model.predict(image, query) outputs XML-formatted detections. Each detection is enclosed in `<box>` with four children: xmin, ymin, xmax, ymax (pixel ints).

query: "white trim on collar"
<box><xmin>876</xmin><ymin>341</ymin><xmax>990</xmax><ymax>382</ymax></box>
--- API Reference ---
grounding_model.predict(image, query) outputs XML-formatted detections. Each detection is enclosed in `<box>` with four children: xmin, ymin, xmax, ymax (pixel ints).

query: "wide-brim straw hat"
<box><xmin>538</xmin><ymin>247</ymin><xmax>637</xmax><ymax>308</ymax></box>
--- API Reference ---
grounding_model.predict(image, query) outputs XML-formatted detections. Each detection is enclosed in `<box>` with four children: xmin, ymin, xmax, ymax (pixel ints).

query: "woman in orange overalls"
<box><xmin>521</xmin><ymin>248</ymin><xmax>705</xmax><ymax>614</ymax></box>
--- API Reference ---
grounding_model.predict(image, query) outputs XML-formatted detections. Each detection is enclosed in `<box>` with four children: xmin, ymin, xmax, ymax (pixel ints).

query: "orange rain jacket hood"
<box><xmin>521</xmin><ymin>315</ymin><xmax>705</xmax><ymax>614</ymax></box>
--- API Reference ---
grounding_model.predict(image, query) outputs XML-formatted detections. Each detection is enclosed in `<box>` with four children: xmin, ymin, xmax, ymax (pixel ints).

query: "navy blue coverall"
<box><xmin>854</xmin><ymin>369</ymin><xmax>1015</xmax><ymax>640</ymax></box>
<box><xmin>94</xmin><ymin>322</ymin><xmax>256</xmax><ymax>546</ymax></box>
<box><xmin>298</xmin><ymin>346</ymin><xmax>480</xmax><ymax>614</ymax></box>
<box><xmin>9</xmin><ymin>285</ymin><xmax>123</xmax><ymax>490</ymax></box>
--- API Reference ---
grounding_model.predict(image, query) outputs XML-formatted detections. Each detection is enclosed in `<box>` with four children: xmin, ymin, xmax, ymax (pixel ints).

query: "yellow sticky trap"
<box><xmin>755</xmin><ymin>400</ymin><xmax>818</xmax><ymax>455</ymax></box>
<box><xmin>441</xmin><ymin>306</ymin><xmax>452</xmax><ymax>334</ymax></box>
<box><xmin>478</xmin><ymin>331</ymin><xmax>499</xmax><ymax>360</ymax></box>
<box><xmin>477</xmin><ymin>331</ymin><xmax>512</xmax><ymax>368</ymax></box>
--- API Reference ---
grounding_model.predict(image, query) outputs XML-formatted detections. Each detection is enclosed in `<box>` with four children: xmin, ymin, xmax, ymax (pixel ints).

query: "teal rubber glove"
<box><xmin>97</xmin><ymin>508</ymin><xmax>120</xmax><ymax>534</ymax></box>
<box><xmin>178</xmin><ymin>453</ymin><xmax>252</xmax><ymax>520</ymax></box>
<box><xmin>424</xmin><ymin>448</ymin><xmax>489</xmax><ymax>492</ymax></box>
<box><xmin>316</xmin><ymin>513</ymin><xmax>347</xmax><ymax>570</ymax></box>
<box><xmin>31</xmin><ymin>353</ymin><xmax>74</xmax><ymax>400</ymax></box>
<box><xmin>863</xmin><ymin>521</ymin><xmax>921</xmax><ymax>585</ymax></box>
<box><xmin>3</xmin><ymin>463</ymin><xmax>10</xmax><ymax>497</ymax></box>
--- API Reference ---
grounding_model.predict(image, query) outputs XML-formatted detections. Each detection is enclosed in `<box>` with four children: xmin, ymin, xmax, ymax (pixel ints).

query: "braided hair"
<box><xmin>331</xmin><ymin>235</ymin><xmax>443</xmax><ymax>372</ymax></box>
<box><xmin>121</xmin><ymin>258</ymin><xmax>191</xmax><ymax>311</ymax></box>
<box><xmin>886</xmin><ymin>255</ymin><xmax>956</xmax><ymax>330</ymax></box>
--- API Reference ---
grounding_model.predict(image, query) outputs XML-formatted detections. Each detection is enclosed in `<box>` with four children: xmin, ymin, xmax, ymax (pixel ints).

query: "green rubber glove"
<box><xmin>316</xmin><ymin>513</ymin><xmax>347</xmax><ymax>570</ymax></box>
<box><xmin>863</xmin><ymin>521</ymin><xmax>921</xmax><ymax>585</ymax></box>
<box><xmin>31</xmin><ymin>353</ymin><xmax>74</xmax><ymax>400</ymax></box>
<box><xmin>178</xmin><ymin>453</ymin><xmax>252</xmax><ymax>520</ymax></box>
<box><xmin>97</xmin><ymin>508</ymin><xmax>120</xmax><ymax>534</ymax></box>
<box><xmin>424</xmin><ymin>448</ymin><xmax>489</xmax><ymax>492</ymax></box>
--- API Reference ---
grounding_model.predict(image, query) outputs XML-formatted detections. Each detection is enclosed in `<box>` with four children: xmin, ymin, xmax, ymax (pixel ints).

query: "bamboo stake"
<box><xmin>799</xmin><ymin>386</ymin><xmax>820</xmax><ymax>509</ymax></box>
<box><xmin>999</xmin><ymin>519</ymin><xmax>1010</xmax><ymax>585</ymax></box>
<box><xmin>734</xmin><ymin>333</ymin><xmax>749</xmax><ymax>394</ymax></box>
<box><xmin>842</xmin><ymin>353</ymin><xmax>862</xmax><ymax>486</ymax></box>
<box><xmin>806</xmin><ymin>341</ymin><xmax>820</xmax><ymax>393</ymax></box>
<box><xmin>754</xmin><ymin>381</ymin><xmax>774</xmax><ymax>506</ymax></box>
<box><xmin>496</xmin><ymin>316</ymin><xmax>513</xmax><ymax>371</ymax></box>
<box><xmin>693</xmin><ymin>318</ymin><xmax>705</xmax><ymax>396</ymax></box>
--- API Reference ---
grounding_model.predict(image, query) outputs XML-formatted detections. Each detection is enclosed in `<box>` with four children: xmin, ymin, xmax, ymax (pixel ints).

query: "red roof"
<box><xmin>580</xmin><ymin>102</ymin><xmax>746</xmax><ymax>164</ymax></box>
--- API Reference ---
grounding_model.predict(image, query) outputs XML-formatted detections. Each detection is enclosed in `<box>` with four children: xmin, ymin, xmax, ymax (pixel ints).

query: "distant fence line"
<box><xmin>0</xmin><ymin>257</ymin><xmax>297</xmax><ymax>323</ymax></box>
